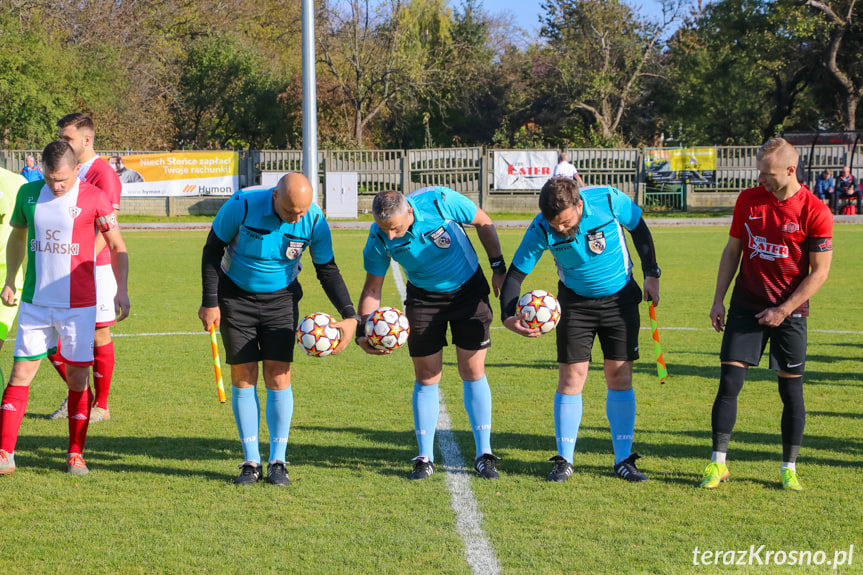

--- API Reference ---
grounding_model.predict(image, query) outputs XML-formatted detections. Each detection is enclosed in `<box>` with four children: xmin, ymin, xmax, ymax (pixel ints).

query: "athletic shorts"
<box><xmin>218</xmin><ymin>275</ymin><xmax>302</xmax><ymax>365</ymax></box>
<box><xmin>404</xmin><ymin>267</ymin><xmax>492</xmax><ymax>357</ymax></box>
<box><xmin>720</xmin><ymin>307</ymin><xmax>808</xmax><ymax>375</ymax></box>
<box><xmin>556</xmin><ymin>278</ymin><xmax>642</xmax><ymax>364</ymax></box>
<box><xmin>14</xmin><ymin>302</ymin><xmax>96</xmax><ymax>366</ymax></box>
<box><xmin>95</xmin><ymin>264</ymin><xmax>118</xmax><ymax>328</ymax></box>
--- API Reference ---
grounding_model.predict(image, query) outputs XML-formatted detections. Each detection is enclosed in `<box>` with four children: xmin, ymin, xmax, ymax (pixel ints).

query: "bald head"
<box><xmin>273</xmin><ymin>172</ymin><xmax>313</xmax><ymax>223</ymax></box>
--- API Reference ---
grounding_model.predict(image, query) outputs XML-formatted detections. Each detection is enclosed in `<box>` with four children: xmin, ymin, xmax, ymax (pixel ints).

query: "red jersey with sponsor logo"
<box><xmin>729</xmin><ymin>185</ymin><xmax>832</xmax><ymax>317</ymax></box>
<box><xmin>79</xmin><ymin>156</ymin><xmax>121</xmax><ymax>266</ymax></box>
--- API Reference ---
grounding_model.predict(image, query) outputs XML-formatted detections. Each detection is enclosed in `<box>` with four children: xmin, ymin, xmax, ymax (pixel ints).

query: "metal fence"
<box><xmin>4</xmin><ymin>145</ymin><xmax>861</xmax><ymax>211</ymax></box>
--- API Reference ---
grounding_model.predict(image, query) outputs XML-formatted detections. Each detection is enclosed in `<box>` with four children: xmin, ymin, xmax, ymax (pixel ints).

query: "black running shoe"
<box><xmin>613</xmin><ymin>453</ymin><xmax>648</xmax><ymax>482</ymax></box>
<box><xmin>409</xmin><ymin>458</ymin><xmax>435</xmax><ymax>480</ymax></box>
<box><xmin>267</xmin><ymin>461</ymin><xmax>291</xmax><ymax>487</ymax></box>
<box><xmin>474</xmin><ymin>453</ymin><xmax>501</xmax><ymax>480</ymax></box>
<box><xmin>234</xmin><ymin>462</ymin><xmax>262</xmax><ymax>486</ymax></box>
<box><xmin>547</xmin><ymin>455</ymin><xmax>574</xmax><ymax>482</ymax></box>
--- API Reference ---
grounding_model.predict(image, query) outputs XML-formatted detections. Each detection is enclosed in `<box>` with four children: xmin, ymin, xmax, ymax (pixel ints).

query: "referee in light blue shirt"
<box><xmin>500</xmin><ymin>177</ymin><xmax>661</xmax><ymax>483</ymax></box>
<box><xmin>357</xmin><ymin>187</ymin><xmax>506</xmax><ymax>480</ymax></box>
<box><xmin>199</xmin><ymin>173</ymin><xmax>359</xmax><ymax>487</ymax></box>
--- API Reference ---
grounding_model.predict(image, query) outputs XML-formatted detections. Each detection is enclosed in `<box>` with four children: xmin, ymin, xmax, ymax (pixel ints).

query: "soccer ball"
<box><xmin>365</xmin><ymin>306</ymin><xmax>410</xmax><ymax>351</ymax></box>
<box><xmin>515</xmin><ymin>290</ymin><xmax>561</xmax><ymax>334</ymax></box>
<box><xmin>296</xmin><ymin>312</ymin><xmax>341</xmax><ymax>357</ymax></box>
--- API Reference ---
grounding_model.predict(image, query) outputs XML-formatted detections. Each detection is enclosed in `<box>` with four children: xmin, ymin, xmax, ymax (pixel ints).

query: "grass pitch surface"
<box><xmin>0</xmin><ymin>226</ymin><xmax>860</xmax><ymax>574</ymax></box>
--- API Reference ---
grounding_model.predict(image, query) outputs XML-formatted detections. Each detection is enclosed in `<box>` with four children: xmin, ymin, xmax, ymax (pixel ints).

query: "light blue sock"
<box><xmin>266</xmin><ymin>387</ymin><xmax>293</xmax><ymax>464</ymax></box>
<box><xmin>606</xmin><ymin>388</ymin><xmax>636</xmax><ymax>464</ymax></box>
<box><xmin>554</xmin><ymin>392</ymin><xmax>583</xmax><ymax>463</ymax></box>
<box><xmin>412</xmin><ymin>382</ymin><xmax>439</xmax><ymax>462</ymax></box>
<box><xmin>232</xmin><ymin>385</ymin><xmax>261</xmax><ymax>465</ymax></box>
<box><xmin>463</xmin><ymin>376</ymin><xmax>493</xmax><ymax>458</ymax></box>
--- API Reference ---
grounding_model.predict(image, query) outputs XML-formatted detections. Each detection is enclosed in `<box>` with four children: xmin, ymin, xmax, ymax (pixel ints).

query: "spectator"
<box><xmin>553</xmin><ymin>152</ymin><xmax>585</xmax><ymax>187</ymax></box>
<box><xmin>20</xmin><ymin>156</ymin><xmax>43</xmax><ymax>183</ymax></box>
<box><xmin>835</xmin><ymin>166</ymin><xmax>861</xmax><ymax>214</ymax></box>
<box><xmin>812</xmin><ymin>169</ymin><xmax>833</xmax><ymax>204</ymax></box>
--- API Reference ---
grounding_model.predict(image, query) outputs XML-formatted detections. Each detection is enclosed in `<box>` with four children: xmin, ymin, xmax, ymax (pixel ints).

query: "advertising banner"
<box><xmin>106</xmin><ymin>151</ymin><xmax>238</xmax><ymax>196</ymax></box>
<box><xmin>493</xmin><ymin>150</ymin><xmax>558</xmax><ymax>190</ymax></box>
<box><xmin>644</xmin><ymin>147</ymin><xmax>716</xmax><ymax>185</ymax></box>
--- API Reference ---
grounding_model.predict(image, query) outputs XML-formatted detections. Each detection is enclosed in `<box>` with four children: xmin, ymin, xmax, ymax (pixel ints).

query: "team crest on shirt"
<box><xmin>285</xmin><ymin>240</ymin><xmax>304</xmax><ymax>260</ymax></box>
<box><xmin>69</xmin><ymin>206</ymin><xmax>81</xmax><ymax>219</ymax></box>
<box><xmin>429</xmin><ymin>226</ymin><xmax>452</xmax><ymax>249</ymax></box>
<box><xmin>781</xmin><ymin>222</ymin><xmax>800</xmax><ymax>233</ymax></box>
<box><xmin>587</xmin><ymin>230</ymin><xmax>606</xmax><ymax>254</ymax></box>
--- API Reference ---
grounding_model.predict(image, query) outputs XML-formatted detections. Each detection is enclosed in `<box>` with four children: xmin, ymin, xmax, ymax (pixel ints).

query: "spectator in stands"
<box><xmin>835</xmin><ymin>166</ymin><xmax>861</xmax><ymax>214</ymax></box>
<box><xmin>553</xmin><ymin>152</ymin><xmax>585</xmax><ymax>187</ymax></box>
<box><xmin>812</xmin><ymin>170</ymin><xmax>833</xmax><ymax>205</ymax></box>
<box><xmin>20</xmin><ymin>156</ymin><xmax>43</xmax><ymax>183</ymax></box>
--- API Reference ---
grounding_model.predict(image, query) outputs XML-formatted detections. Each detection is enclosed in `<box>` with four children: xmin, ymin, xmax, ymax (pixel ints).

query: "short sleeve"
<box><xmin>211</xmin><ymin>192</ymin><xmax>246</xmax><ymax>243</ymax></box>
<box><xmin>609</xmin><ymin>187</ymin><xmax>642</xmax><ymax>230</ymax></box>
<box><xmin>362</xmin><ymin>227</ymin><xmax>391</xmax><ymax>277</ymax></box>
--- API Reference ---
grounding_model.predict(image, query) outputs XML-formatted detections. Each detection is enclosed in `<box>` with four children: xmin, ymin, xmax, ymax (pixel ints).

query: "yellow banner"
<box><xmin>102</xmin><ymin>152</ymin><xmax>238</xmax><ymax>196</ymax></box>
<box><xmin>668</xmin><ymin>148</ymin><xmax>716</xmax><ymax>172</ymax></box>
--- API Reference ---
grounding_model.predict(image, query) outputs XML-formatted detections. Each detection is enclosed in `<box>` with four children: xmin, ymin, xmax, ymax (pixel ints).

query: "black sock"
<box><xmin>778</xmin><ymin>376</ymin><xmax>805</xmax><ymax>463</ymax></box>
<box><xmin>711</xmin><ymin>364</ymin><xmax>747</xmax><ymax>452</ymax></box>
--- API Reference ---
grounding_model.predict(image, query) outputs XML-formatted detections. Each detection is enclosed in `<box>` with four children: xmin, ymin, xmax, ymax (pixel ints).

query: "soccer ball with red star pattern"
<box><xmin>515</xmin><ymin>290</ymin><xmax>561</xmax><ymax>334</ymax></box>
<box><xmin>365</xmin><ymin>306</ymin><xmax>410</xmax><ymax>351</ymax></box>
<box><xmin>296</xmin><ymin>312</ymin><xmax>341</xmax><ymax>357</ymax></box>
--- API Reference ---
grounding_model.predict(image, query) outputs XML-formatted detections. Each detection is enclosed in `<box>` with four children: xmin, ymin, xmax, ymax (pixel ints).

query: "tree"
<box><xmin>796</xmin><ymin>0</ymin><xmax>863</xmax><ymax>130</ymax></box>
<box><xmin>538</xmin><ymin>0</ymin><xmax>681</xmax><ymax>142</ymax></box>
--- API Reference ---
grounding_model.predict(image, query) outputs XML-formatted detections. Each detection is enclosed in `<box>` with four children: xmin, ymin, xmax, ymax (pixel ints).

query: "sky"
<box><xmin>481</xmin><ymin>0</ymin><xmax>678</xmax><ymax>34</ymax></box>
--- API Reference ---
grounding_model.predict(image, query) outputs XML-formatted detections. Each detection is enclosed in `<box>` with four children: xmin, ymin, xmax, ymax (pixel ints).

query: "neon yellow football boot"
<box><xmin>699</xmin><ymin>462</ymin><xmax>729</xmax><ymax>488</ymax></box>
<box><xmin>780</xmin><ymin>467</ymin><xmax>802</xmax><ymax>491</ymax></box>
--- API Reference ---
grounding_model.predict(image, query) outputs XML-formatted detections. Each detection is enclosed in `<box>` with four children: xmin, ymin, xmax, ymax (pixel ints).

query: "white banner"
<box><xmin>107</xmin><ymin>152</ymin><xmax>239</xmax><ymax>197</ymax></box>
<box><xmin>493</xmin><ymin>150</ymin><xmax>557</xmax><ymax>190</ymax></box>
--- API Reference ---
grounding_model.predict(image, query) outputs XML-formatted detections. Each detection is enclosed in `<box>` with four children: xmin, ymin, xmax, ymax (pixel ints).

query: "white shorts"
<box><xmin>95</xmin><ymin>264</ymin><xmax>118</xmax><ymax>328</ymax></box>
<box><xmin>14</xmin><ymin>302</ymin><xmax>96</xmax><ymax>366</ymax></box>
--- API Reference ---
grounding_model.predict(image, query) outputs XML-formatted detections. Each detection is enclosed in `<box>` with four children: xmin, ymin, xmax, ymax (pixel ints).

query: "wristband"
<box><xmin>489</xmin><ymin>255</ymin><xmax>507</xmax><ymax>275</ymax></box>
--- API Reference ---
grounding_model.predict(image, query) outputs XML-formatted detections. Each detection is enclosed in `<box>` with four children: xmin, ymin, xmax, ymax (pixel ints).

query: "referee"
<box><xmin>501</xmin><ymin>177</ymin><xmax>661</xmax><ymax>483</ymax></box>
<box><xmin>199</xmin><ymin>173</ymin><xmax>359</xmax><ymax>486</ymax></box>
<box><xmin>357</xmin><ymin>188</ymin><xmax>506</xmax><ymax>480</ymax></box>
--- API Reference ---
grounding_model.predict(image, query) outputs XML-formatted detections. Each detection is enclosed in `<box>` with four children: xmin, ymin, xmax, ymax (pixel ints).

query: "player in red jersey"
<box><xmin>700</xmin><ymin>138</ymin><xmax>833</xmax><ymax>491</ymax></box>
<box><xmin>48</xmin><ymin>113</ymin><xmax>123</xmax><ymax>423</ymax></box>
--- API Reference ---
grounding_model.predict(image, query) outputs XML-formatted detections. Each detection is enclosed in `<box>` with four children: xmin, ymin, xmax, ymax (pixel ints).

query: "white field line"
<box><xmin>390</xmin><ymin>260</ymin><xmax>502</xmax><ymax>575</ymax></box>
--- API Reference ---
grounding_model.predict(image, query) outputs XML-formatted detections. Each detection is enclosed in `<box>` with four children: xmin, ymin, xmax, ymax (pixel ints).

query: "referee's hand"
<box><xmin>356</xmin><ymin>335</ymin><xmax>392</xmax><ymax>355</ymax></box>
<box><xmin>503</xmin><ymin>314</ymin><xmax>542</xmax><ymax>338</ymax></box>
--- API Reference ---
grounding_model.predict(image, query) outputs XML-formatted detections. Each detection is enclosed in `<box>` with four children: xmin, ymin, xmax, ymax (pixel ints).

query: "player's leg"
<box><xmin>548</xmin><ymin>283</ymin><xmax>596</xmax><ymax>482</ymax></box>
<box><xmin>259</xmin><ymin>286</ymin><xmax>299</xmax><ymax>487</ymax></box>
<box><xmin>91</xmin><ymin>264</ymin><xmax>118</xmax><ymax>422</ymax></box>
<box><xmin>594</xmin><ymin>281</ymin><xmax>645</xmax><ymax>481</ymax></box>
<box><xmin>701</xmin><ymin>309</ymin><xmax>765</xmax><ymax>488</ymax></box>
<box><xmin>404</xmin><ymin>293</ymin><xmax>448</xmax><ymax>480</ymax></box>
<box><xmin>0</xmin><ymin>302</ymin><xmax>55</xmax><ymax>473</ymax></box>
<box><xmin>218</xmin><ymin>278</ymin><xmax>265</xmax><ymax>485</ymax></box>
<box><xmin>451</xmin><ymin>292</ymin><xmax>498</xmax><ymax>478</ymax></box>
<box><xmin>56</xmin><ymin>305</ymin><xmax>98</xmax><ymax>475</ymax></box>
<box><xmin>769</xmin><ymin>317</ymin><xmax>807</xmax><ymax>491</ymax></box>
<box><xmin>46</xmin><ymin>340</ymin><xmax>69</xmax><ymax>420</ymax></box>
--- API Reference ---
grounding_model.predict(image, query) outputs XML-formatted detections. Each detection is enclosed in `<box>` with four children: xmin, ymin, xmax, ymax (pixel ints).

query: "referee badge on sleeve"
<box><xmin>587</xmin><ymin>230</ymin><xmax>606</xmax><ymax>254</ymax></box>
<box><xmin>429</xmin><ymin>226</ymin><xmax>452</xmax><ymax>249</ymax></box>
<box><xmin>286</xmin><ymin>240</ymin><xmax>305</xmax><ymax>260</ymax></box>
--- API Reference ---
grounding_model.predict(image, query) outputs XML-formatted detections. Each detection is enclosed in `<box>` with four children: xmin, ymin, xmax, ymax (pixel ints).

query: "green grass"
<box><xmin>0</xmin><ymin>226</ymin><xmax>860</xmax><ymax>574</ymax></box>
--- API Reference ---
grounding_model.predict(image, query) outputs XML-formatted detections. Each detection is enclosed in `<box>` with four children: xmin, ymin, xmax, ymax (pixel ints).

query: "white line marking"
<box><xmin>390</xmin><ymin>259</ymin><xmax>501</xmax><ymax>575</ymax></box>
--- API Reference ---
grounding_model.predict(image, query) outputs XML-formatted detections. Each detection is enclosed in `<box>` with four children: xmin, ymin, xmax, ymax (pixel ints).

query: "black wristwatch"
<box><xmin>644</xmin><ymin>265</ymin><xmax>661</xmax><ymax>279</ymax></box>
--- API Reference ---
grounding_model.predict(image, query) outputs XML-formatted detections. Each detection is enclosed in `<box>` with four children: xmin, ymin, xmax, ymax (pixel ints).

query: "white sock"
<box><xmin>711</xmin><ymin>451</ymin><xmax>727</xmax><ymax>465</ymax></box>
<box><xmin>781</xmin><ymin>461</ymin><xmax>796</xmax><ymax>472</ymax></box>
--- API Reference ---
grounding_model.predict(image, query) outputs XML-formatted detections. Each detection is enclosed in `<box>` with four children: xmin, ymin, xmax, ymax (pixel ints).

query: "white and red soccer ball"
<box><xmin>515</xmin><ymin>290</ymin><xmax>561</xmax><ymax>334</ymax></box>
<box><xmin>365</xmin><ymin>306</ymin><xmax>410</xmax><ymax>351</ymax></box>
<box><xmin>296</xmin><ymin>312</ymin><xmax>341</xmax><ymax>357</ymax></box>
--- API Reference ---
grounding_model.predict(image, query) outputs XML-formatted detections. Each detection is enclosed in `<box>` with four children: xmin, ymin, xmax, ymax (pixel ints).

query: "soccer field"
<box><xmin>0</xmin><ymin>226</ymin><xmax>861</xmax><ymax>574</ymax></box>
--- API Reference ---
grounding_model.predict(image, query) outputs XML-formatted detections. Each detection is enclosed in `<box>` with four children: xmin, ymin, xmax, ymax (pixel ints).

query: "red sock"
<box><xmin>93</xmin><ymin>342</ymin><xmax>114</xmax><ymax>410</ymax></box>
<box><xmin>48</xmin><ymin>340</ymin><xmax>67</xmax><ymax>384</ymax></box>
<box><xmin>67</xmin><ymin>388</ymin><xmax>92</xmax><ymax>455</ymax></box>
<box><xmin>0</xmin><ymin>386</ymin><xmax>30</xmax><ymax>453</ymax></box>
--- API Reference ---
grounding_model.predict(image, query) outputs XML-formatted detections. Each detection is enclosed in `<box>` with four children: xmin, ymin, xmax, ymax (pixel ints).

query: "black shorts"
<box><xmin>218</xmin><ymin>275</ymin><xmax>303</xmax><ymax>365</ymax></box>
<box><xmin>404</xmin><ymin>268</ymin><xmax>492</xmax><ymax>357</ymax></box>
<box><xmin>720</xmin><ymin>307</ymin><xmax>807</xmax><ymax>375</ymax></box>
<box><xmin>556</xmin><ymin>278</ymin><xmax>642</xmax><ymax>364</ymax></box>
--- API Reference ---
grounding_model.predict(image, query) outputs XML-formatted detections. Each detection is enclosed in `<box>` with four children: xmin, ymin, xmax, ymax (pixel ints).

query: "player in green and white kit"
<box><xmin>0</xmin><ymin>168</ymin><xmax>25</xmax><ymax>357</ymax></box>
